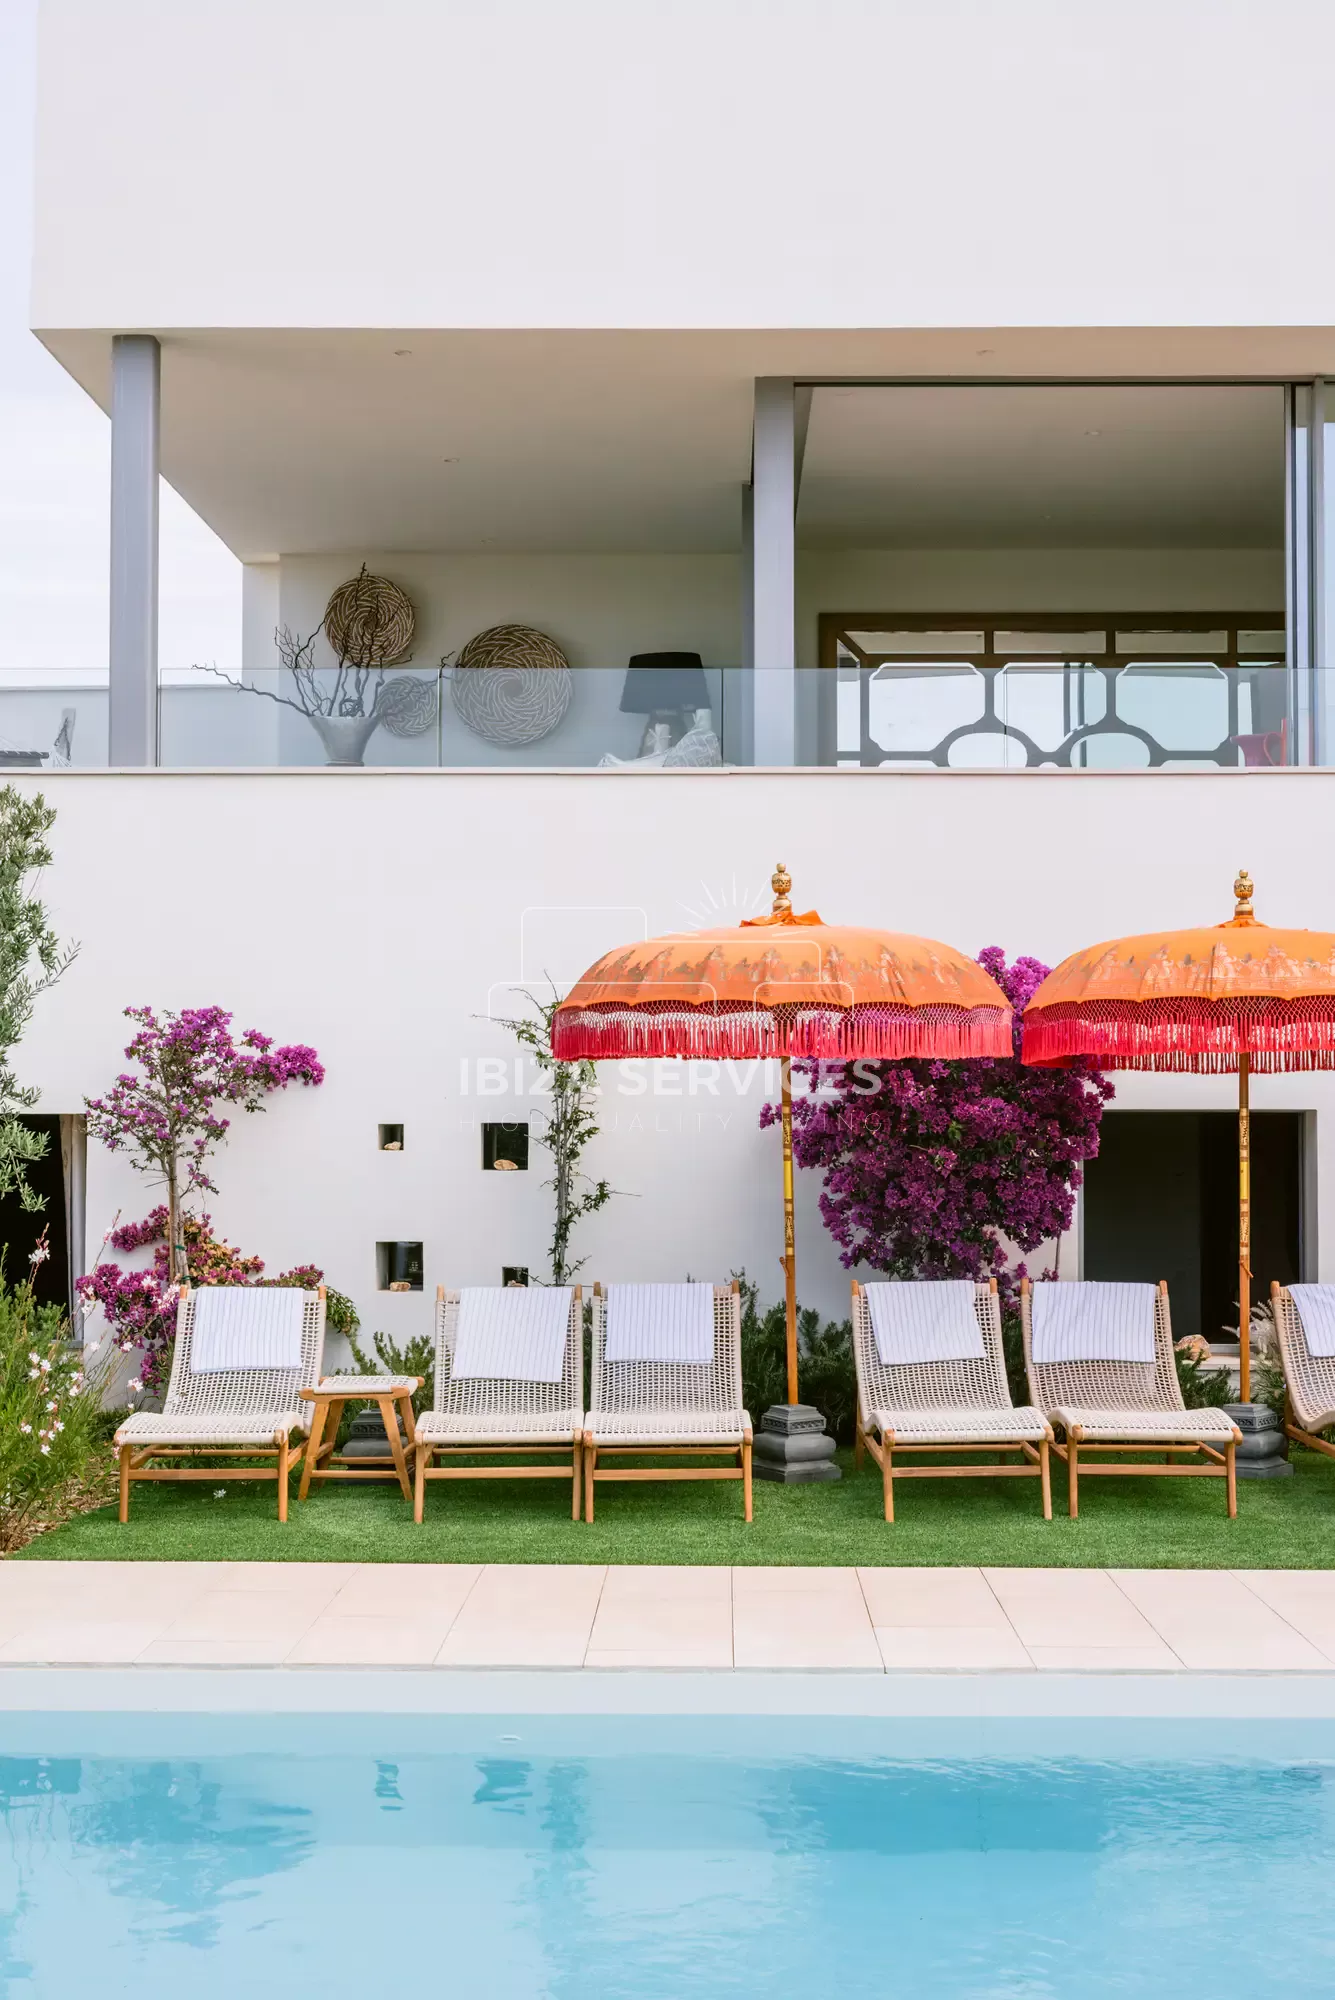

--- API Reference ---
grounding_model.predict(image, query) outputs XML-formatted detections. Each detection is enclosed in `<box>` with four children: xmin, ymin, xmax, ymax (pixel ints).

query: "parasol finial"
<box><xmin>771</xmin><ymin>862</ymin><xmax>793</xmax><ymax>917</ymax></box>
<box><xmin>1234</xmin><ymin>869</ymin><xmax>1255</xmax><ymax>922</ymax></box>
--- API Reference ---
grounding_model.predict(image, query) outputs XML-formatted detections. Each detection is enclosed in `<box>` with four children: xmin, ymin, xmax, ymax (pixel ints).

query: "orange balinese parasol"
<box><xmin>1022</xmin><ymin>870</ymin><xmax>1335</xmax><ymax>1401</ymax></box>
<box><xmin>552</xmin><ymin>863</ymin><xmax>1014</xmax><ymax>1404</ymax></box>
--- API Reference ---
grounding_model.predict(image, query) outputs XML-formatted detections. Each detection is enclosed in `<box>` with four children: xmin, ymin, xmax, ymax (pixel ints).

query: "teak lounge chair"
<box><xmin>583</xmin><ymin>1281</ymin><xmax>752</xmax><ymax>1522</ymax></box>
<box><xmin>114</xmin><ymin>1283</ymin><xmax>326</xmax><ymax>1523</ymax></box>
<box><xmin>1021</xmin><ymin>1278</ymin><xmax>1241</xmax><ymax>1518</ymax></box>
<box><xmin>1271</xmin><ymin>1282</ymin><xmax>1335</xmax><ymax>1460</ymax></box>
<box><xmin>851</xmin><ymin>1279</ymin><xmax>1053</xmax><ymax>1521</ymax></box>
<box><xmin>413</xmin><ymin>1285</ymin><xmax>585</xmax><ymax>1521</ymax></box>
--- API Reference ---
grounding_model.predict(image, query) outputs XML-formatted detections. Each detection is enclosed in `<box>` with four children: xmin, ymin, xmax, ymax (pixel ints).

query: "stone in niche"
<box><xmin>382</xmin><ymin>1141</ymin><xmax>402</xmax><ymax>1152</ymax></box>
<box><xmin>483</xmin><ymin>1121</ymin><xmax>529</xmax><ymax>1171</ymax></box>
<box><xmin>388</xmin><ymin>1280</ymin><xmax>412</xmax><ymax>1293</ymax></box>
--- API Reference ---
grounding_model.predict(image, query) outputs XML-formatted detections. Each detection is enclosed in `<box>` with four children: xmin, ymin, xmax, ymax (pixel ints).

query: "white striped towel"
<box><xmin>1031</xmin><ymin>1282</ymin><xmax>1157</xmax><ymax>1364</ymax></box>
<box><xmin>865</xmin><ymin>1281</ymin><xmax>984</xmax><ymax>1365</ymax></box>
<box><xmin>452</xmin><ymin>1286</ymin><xmax>573</xmax><ymax>1383</ymax></box>
<box><xmin>604</xmin><ymin>1283</ymin><xmax>715</xmax><ymax>1364</ymax></box>
<box><xmin>190</xmin><ymin>1286</ymin><xmax>306</xmax><ymax>1373</ymax></box>
<box><xmin>1288</xmin><ymin>1285</ymin><xmax>1335</xmax><ymax>1358</ymax></box>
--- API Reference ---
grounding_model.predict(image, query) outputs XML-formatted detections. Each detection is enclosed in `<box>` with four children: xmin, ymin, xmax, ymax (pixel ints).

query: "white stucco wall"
<box><xmin>31</xmin><ymin>0</ymin><xmax>1335</xmax><ymax>333</ymax></box>
<box><xmin>270</xmin><ymin>546</ymin><xmax>1285</xmax><ymax>672</ymax></box>
<box><xmin>16</xmin><ymin>767</ymin><xmax>1335</xmax><ymax>1358</ymax></box>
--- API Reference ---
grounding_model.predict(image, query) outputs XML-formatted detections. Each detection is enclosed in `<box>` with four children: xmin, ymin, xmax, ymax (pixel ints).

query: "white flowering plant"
<box><xmin>0</xmin><ymin>1256</ymin><xmax>108</xmax><ymax>1551</ymax></box>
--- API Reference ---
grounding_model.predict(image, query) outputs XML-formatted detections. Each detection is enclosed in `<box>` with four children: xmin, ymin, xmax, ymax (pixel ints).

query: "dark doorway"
<box><xmin>0</xmin><ymin>1115</ymin><xmax>70</xmax><ymax>1316</ymax></box>
<box><xmin>1083</xmin><ymin>1110</ymin><xmax>1304</xmax><ymax>1344</ymax></box>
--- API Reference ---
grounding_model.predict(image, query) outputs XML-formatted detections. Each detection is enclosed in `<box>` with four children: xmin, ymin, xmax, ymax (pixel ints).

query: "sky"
<box><xmin>0</xmin><ymin>0</ymin><xmax>240</xmax><ymax>688</ymax></box>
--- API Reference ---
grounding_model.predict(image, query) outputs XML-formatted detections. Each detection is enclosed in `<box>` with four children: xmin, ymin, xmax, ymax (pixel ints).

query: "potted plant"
<box><xmin>201</xmin><ymin>566</ymin><xmax>417</xmax><ymax>766</ymax></box>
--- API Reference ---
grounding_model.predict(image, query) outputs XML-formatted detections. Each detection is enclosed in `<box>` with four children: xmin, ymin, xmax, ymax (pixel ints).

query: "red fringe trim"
<box><xmin>1024</xmin><ymin>996</ymin><xmax>1335</xmax><ymax>1074</ymax></box>
<box><xmin>552</xmin><ymin>1001</ymin><xmax>1013</xmax><ymax>1062</ymax></box>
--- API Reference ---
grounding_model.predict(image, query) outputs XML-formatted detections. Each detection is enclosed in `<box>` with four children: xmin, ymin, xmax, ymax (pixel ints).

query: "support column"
<box><xmin>749</xmin><ymin>377</ymin><xmax>796</xmax><ymax>765</ymax></box>
<box><xmin>737</xmin><ymin>485</ymin><xmax>756</xmax><ymax>765</ymax></box>
<box><xmin>108</xmin><ymin>334</ymin><xmax>160</xmax><ymax>766</ymax></box>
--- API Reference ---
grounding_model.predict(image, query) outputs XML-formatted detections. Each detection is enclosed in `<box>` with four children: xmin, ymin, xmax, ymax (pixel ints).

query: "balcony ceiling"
<box><xmin>39</xmin><ymin>330</ymin><xmax>1292</xmax><ymax>559</ymax></box>
<box><xmin>799</xmin><ymin>384</ymin><xmax>1285</xmax><ymax>550</ymax></box>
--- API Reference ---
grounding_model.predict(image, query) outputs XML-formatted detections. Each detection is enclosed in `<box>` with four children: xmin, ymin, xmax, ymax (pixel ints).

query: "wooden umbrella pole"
<box><xmin>780</xmin><ymin>1054</ymin><xmax>799</xmax><ymax>1405</ymax></box>
<box><xmin>1238</xmin><ymin>1049</ymin><xmax>1251</xmax><ymax>1404</ymax></box>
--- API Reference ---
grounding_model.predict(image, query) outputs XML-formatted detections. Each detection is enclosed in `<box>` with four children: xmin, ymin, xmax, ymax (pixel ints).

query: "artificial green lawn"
<box><xmin>19</xmin><ymin>1447</ymin><xmax>1335</xmax><ymax>1567</ymax></box>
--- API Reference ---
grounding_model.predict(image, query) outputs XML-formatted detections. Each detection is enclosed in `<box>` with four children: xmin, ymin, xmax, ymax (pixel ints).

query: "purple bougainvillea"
<box><xmin>85</xmin><ymin>1006</ymin><xmax>323</xmax><ymax>1282</ymax></box>
<box><xmin>761</xmin><ymin>947</ymin><xmax>1113</xmax><ymax>1304</ymax></box>
<box><xmin>77</xmin><ymin>1210</ymin><xmax>325</xmax><ymax>1396</ymax></box>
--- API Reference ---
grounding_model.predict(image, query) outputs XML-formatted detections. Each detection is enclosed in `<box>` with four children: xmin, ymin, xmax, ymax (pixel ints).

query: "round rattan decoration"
<box><xmin>376</xmin><ymin>674</ymin><xmax>437</xmax><ymax>738</ymax></box>
<box><xmin>323</xmin><ymin>570</ymin><xmax>416</xmax><ymax>667</ymax></box>
<box><xmin>450</xmin><ymin>624</ymin><xmax>572</xmax><ymax>746</ymax></box>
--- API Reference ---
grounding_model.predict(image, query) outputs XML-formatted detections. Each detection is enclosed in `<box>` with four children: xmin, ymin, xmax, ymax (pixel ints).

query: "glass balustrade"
<box><xmin>0</xmin><ymin>684</ymin><xmax>108</xmax><ymax>770</ymax></box>
<box><xmin>155</xmin><ymin>666</ymin><xmax>740</xmax><ymax>770</ymax></box>
<box><xmin>0</xmin><ymin>655</ymin><xmax>1314</xmax><ymax>772</ymax></box>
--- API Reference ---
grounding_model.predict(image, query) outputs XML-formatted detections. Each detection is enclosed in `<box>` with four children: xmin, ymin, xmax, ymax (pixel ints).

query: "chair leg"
<box><xmin>853</xmin><ymin>1417</ymin><xmax>864</xmax><ymax>1473</ymax></box>
<box><xmin>1039</xmin><ymin>1438</ymin><xmax>1052</xmax><ymax>1521</ymax></box>
<box><xmin>118</xmin><ymin>1443</ymin><xmax>131</xmax><ymax>1524</ymax></box>
<box><xmin>414</xmin><ymin>1440</ymin><xmax>428</xmax><ymax>1524</ymax></box>
<box><xmin>571</xmin><ymin>1438</ymin><xmax>582</xmax><ymax>1522</ymax></box>
<box><xmin>1068</xmin><ymin>1438</ymin><xmax>1080</xmax><ymax>1520</ymax></box>
<box><xmin>298</xmin><ymin>1399</ymin><xmax>327</xmax><ymax>1503</ymax></box>
<box><xmin>584</xmin><ymin>1433</ymin><xmax>596</xmax><ymax>1524</ymax></box>
<box><xmin>1226</xmin><ymin>1438</ymin><xmax>1238</xmax><ymax>1519</ymax></box>
<box><xmin>882</xmin><ymin>1434</ymin><xmax>894</xmax><ymax>1523</ymax></box>
<box><xmin>276</xmin><ymin>1431</ymin><xmax>290</xmax><ymax>1522</ymax></box>
<box><xmin>742</xmin><ymin>1431</ymin><xmax>753</xmax><ymax>1523</ymax></box>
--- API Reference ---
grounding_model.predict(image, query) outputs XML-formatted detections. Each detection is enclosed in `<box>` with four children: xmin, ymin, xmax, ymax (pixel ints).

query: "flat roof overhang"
<box><xmin>31</xmin><ymin>326</ymin><xmax>1332</xmax><ymax>561</ymax></box>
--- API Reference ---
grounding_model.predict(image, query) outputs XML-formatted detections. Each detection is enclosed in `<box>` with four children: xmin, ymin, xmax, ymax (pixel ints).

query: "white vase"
<box><xmin>309</xmin><ymin>712</ymin><xmax>381</xmax><ymax>766</ymax></box>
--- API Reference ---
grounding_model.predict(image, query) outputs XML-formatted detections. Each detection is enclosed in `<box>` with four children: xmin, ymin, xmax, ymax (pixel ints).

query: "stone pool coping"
<box><xmin>2</xmin><ymin>1560</ymin><xmax>1335</xmax><ymax>1678</ymax></box>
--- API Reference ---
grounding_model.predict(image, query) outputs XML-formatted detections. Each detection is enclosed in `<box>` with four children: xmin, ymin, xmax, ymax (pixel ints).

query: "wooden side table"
<box><xmin>297</xmin><ymin>1376</ymin><xmax>422</xmax><ymax>1503</ymax></box>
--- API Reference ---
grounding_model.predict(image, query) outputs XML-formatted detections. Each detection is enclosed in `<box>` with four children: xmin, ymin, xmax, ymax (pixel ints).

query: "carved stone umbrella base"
<box><xmin>753</xmin><ymin>1403</ymin><xmax>841</xmax><ymax>1483</ymax></box>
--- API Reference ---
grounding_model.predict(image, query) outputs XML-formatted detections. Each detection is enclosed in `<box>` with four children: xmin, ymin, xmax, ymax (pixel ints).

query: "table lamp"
<box><xmin>620</xmin><ymin>652</ymin><xmax>710</xmax><ymax>753</ymax></box>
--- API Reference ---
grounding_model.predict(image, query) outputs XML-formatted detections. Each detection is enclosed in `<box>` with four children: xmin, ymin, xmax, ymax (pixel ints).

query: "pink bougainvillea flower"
<box><xmin>761</xmin><ymin>947</ymin><xmax>1113</xmax><ymax>1306</ymax></box>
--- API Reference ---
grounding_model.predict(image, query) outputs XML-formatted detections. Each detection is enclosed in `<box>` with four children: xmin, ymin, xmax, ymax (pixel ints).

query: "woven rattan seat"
<box><xmin>1043</xmin><ymin>1406</ymin><xmax>1239</xmax><ymax>1442</ymax></box>
<box><xmin>113</xmin><ymin>1284</ymin><xmax>326</xmax><ymax>1524</ymax></box>
<box><xmin>1272</xmin><ymin>1284</ymin><xmax>1335</xmax><ymax>1449</ymax></box>
<box><xmin>851</xmin><ymin>1280</ymin><xmax>1052</xmax><ymax>1521</ymax></box>
<box><xmin>869</xmin><ymin>1406</ymin><xmax>1050</xmax><ymax>1446</ymax></box>
<box><xmin>1022</xmin><ymin>1279</ymin><xmax>1239</xmax><ymax>1518</ymax></box>
<box><xmin>583</xmin><ymin>1284</ymin><xmax>752</xmax><ymax>1521</ymax></box>
<box><xmin>413</xmin><ymin>1287</ymin><xmax>585</xmax><ymax>1521</ymax></box>
<box><xmin>416</xmin><ymin>1408</ymin><xmax>580</xmax><ymax>1444</ymax></box>
<box><xmin>118</xmin><ymin>1410</ymin><xmax>308</xmax><ymax>1444</ymax></box>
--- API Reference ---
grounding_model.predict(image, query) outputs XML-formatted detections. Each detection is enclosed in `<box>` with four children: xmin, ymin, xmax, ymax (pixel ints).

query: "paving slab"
<box><xmin>0</xmin><ymin>1561</ymin><xmax>1333</xmax><ymax>1673</ymax></box>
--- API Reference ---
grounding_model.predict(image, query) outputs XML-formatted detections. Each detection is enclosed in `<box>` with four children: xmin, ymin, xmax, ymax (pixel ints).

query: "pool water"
<box><xmin>1</xmin><ymin>1719</ymin><xmax>1333</xmax><ymax>1996</ymax></box>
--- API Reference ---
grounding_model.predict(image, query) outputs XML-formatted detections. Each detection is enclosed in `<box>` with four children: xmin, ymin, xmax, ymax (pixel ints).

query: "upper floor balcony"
<box><xmin>21</xmin><ymin>357</ymin><xmax>1335</xmax><ymax>773</ymax></box>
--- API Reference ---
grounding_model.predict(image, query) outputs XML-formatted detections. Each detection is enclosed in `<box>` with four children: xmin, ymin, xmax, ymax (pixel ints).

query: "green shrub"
<box><xmin>1000</xmin><ymin>1310</ymin><xmax>1027</xmax><ymax>1405</ymax></box>
<box><xmin>347</xmin><ymin>1328</ymin><xmax>434</xmax><ymax>1419</ymax></box>
<box><xmin>1250</xmin><ymin>1354</ymin><xmax>1288</xmax><ymax>1422</ymax></box>
<box><xmin>0</xmin><ymin>1267</ymin><xmax>109</xmax><ymax>1551</ymax></box>
<box><xmin>1175</xmin><ymin>1346</ymin><xmax>1235</xmax><ymax>1410</ymax></box>
<box><xmin>736</xmin><ymin>1273</ymin><xmax>856</xmax><ymax>1443</ymax></box>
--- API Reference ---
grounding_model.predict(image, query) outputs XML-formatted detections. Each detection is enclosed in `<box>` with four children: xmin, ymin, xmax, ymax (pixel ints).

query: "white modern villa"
<box><xmin>15</xmin><ymin>0</ymin><xmax>1335</xmax><ymax>1349</ymax></box>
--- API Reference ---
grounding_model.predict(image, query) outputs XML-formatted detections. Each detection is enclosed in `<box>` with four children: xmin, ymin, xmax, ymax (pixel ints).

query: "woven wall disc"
<box><xmin>323</xmin><ymin>571</ymin><xmax>416</xmax><ymax>667</ymax></box>
<box><xmin>376</xmin><ymin>674</ymin><xmax>437</xmax><ymax>738</ymax></box>
<box><xmin>451</xmin><ymin>624</ymin><xmax>573</xmax><ymax>745</ymax></box>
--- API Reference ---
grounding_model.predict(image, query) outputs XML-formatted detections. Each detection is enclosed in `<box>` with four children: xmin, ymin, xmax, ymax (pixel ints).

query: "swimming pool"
<box><xmin>2</xmin><ymin>1714</ymin><xmax>1333</xmax><ymax>1996</ymax></box>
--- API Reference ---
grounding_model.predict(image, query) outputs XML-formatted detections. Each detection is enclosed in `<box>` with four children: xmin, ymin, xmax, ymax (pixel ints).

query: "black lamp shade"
<box><xmin>619</xmin><ymin>652</ymin><xmax>710</xmax><ymax>714</ymax></box>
